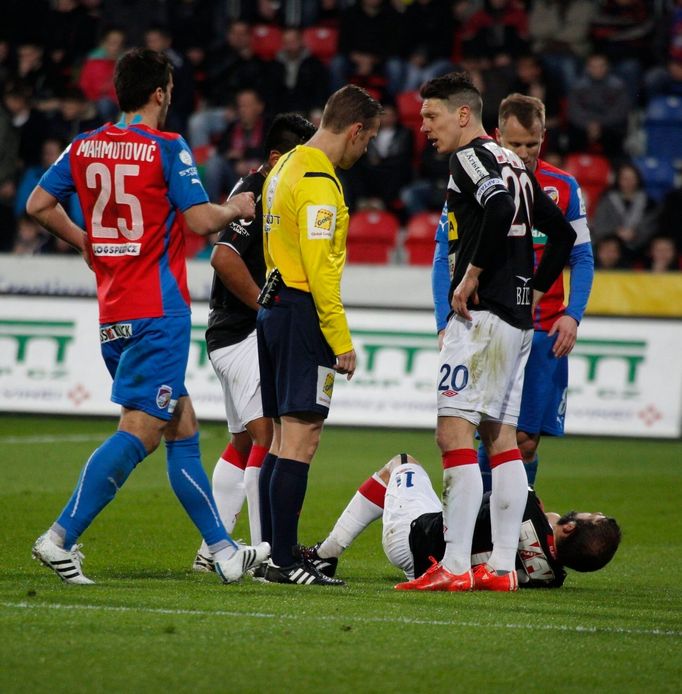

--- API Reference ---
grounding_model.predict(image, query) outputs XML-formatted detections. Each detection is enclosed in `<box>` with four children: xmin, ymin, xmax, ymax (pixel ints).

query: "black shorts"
<box><xmin>256</xmin><ymin>287</ymin><xmax>336</xmax><ymax>418</ymax></box>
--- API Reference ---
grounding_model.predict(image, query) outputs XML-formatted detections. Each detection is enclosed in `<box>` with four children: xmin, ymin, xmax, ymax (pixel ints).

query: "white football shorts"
<box><xmin>382</xmin><ymin>463</ymin><xmax>442</xmax><ymax>580</ymax></box>
<box><xmin>437</xmin><ymin>310</ymin><xmax>533</xmax><ymax>426</ymax></box>
<box><xmin>208</xmin><ymin>329</ymin><xmax>263</xmax><ymax>433</ymax></box>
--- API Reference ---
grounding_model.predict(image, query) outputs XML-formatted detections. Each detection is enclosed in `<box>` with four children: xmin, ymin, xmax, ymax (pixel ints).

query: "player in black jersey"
<box><xmin>193</xmin><ymin>114</ymin><xmax>317</xmax><ymax>572</ymax></box>
<box><xmin>398</xmin><ymin>73</ymin><xmax>577</xmax><ymax>592</ymax></box>
<box><xmin>298</xmin><ymin>454</ymin><xmax>621</xmax><ymax>589</ymax></box>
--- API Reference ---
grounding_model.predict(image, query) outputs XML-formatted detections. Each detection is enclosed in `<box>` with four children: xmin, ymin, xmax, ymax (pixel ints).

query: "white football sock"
<box><xmin>440</xmin><ymin>463</ymin><xmax>482</xmax><ymax>575</ymax></box>
<box><xmin>318</xmin><ymin>474</ymin><xmax>385</xmax><ymax>558</ymax></box>
<box><xmin>243</xmin><ymin>465</ymin><xmax>262</xmax><ymax>545</ymax></box>
<box><xmin>489</xmin><ymin>457</ymin><xmax>527</xmax><ymax>573</ymax></box>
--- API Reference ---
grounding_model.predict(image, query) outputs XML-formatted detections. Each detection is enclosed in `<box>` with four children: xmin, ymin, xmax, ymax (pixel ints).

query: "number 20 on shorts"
<box><xmin>438</xmin><ymin>363</ymin><xmax>469</xmax><ymax>394</ymax></box>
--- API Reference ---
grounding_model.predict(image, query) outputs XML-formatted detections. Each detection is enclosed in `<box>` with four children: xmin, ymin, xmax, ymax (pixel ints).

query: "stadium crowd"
<box><xmin>1</xmin><ymin>0</ymin><xmax>682</xmax><ymax>270</ymax></box>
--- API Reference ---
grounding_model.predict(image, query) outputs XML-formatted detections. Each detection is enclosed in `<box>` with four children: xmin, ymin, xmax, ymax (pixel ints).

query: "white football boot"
<box><xmin>32</xmin><ymin>533</ymin><xmax>95</xmax><ymax>585</ymax></box>
<box><xmin>215</xmin><ymin>542</ymin><xmax>270</xmax><ymax>584</ymax></box>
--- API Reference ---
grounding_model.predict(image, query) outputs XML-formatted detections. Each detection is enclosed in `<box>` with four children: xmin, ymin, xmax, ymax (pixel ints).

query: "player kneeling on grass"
<box><xmin>298</xmin><ymin>454</ymin><xmax>621</xmax><ymax>590</ymax></box>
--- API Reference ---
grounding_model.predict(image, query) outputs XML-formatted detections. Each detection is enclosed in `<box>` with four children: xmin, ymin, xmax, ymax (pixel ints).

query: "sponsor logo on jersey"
<box><xmin>178</xmin><ymin>166</ymin><xmax>198</xmax><ymax>177</ymax></box>
<box><xmin>457</xmin><ymin>148</ymin><xmax>489</xmax><ymax>183</ymax></box>
<box><xmin>316</xmin><ymin>366</ymin><xmax>335</xmax><ymax>407</ymax></box>
<box><xmin>99</xmin><ymin>323</ymin><xmax>133</xmax><ymax>343</ymax></box>
<box><xmin>92</xmin><ymin>243</ymin><xmax>141</xmax><ymax>256</ymax></box>
<box><xmin>179</xmin><ymin>149</ymin><xmax>193</xmax><ymax>166</ymax></box>
<box><xmin>156</xmin><ymin>385</ymin><xmax>173</xmax><ymax>409</ymax></box>
<box><xmin>577</xmin><ymin>187</ymin><xmax>587</xmax><ymax>216</ymax></box>
<box><xmin>307</xmin><ymin>205</ymin><xmax>336</xmax><ymax>240</ymax></box>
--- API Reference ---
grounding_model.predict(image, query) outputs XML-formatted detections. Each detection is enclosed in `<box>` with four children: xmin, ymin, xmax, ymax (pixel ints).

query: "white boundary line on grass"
<box><xmin>2</xmin><ymin>601</ymin><xmax>680</xmax><ymax>638</ymax></box>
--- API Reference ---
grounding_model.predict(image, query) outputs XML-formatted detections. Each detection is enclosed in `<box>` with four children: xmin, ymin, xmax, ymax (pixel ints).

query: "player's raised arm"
<box><xmin>183</xmin><ymin>191</ymin><xmax>256</xmax><ymax>236</ymax></box>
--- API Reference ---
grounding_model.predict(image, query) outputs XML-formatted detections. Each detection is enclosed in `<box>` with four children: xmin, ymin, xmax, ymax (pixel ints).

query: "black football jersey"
<box><xmin>447</xmin><ymin>137</ymin><xmax>542</xmax><ymax>329</ymax></box>
<box><xmin>408</xmin><ymin>490</ymin><xmax>566</xmax><ymax>588</ymax></box>
<box><xmin>206</xmin><ymin>171</ymin><xmax>266</xmax><ymax>353</ymax></box>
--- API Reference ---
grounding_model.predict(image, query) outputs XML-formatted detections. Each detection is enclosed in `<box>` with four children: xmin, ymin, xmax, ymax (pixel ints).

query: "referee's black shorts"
<box><xmin>256</xmin><ymin>287</ymin><xmax>336</xmax><ymax>418</ymax></box>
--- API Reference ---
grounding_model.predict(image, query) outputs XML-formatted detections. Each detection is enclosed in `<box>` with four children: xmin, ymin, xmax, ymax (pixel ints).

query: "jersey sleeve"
<box><xmin>295</xmin><ymin>175</ymin><xmax>352</xmax><ymax>355</ymax></box>
<box><xmin>432</xmin><ymin>203</ymin><xmax>451</xmax><ymax>332</ymax></box>
<box><xmin>215</xmin><ymin>174</ymin><xmax>262</xmax><ymax>256</ymax></box>
<box><xmin>165</xmin><ymin>136</ymin><xmax>209</xmax><ymax>212</ymax></box>
<box><xmin>37</xmin><ymin>143</ymin><xmax>76</xmax><ymax>202</ymax></box>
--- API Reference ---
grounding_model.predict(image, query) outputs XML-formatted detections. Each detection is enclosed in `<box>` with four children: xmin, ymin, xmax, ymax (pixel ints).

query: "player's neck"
<box><xmin>117</xmin><ymin>109</ymin><xmax>161</xmax><ymax>130</ymax></box>
<box><xmin>306</xmin><ymin>129</ymin><xmax>344</xmax><ymax>167</ymax></box>
<box><xmin>458</xmin><ymin>124</ymin><xmax>488</xmax><ymax>150</ymax></box>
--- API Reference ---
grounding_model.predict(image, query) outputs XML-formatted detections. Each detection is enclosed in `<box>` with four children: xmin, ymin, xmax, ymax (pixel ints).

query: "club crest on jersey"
<box><xmin>100</xmin><ymin>323</ymin><xmax>133</xmax><ymax>343</ymax></box>
<box><xmin>156</xmin><ymin>385</ymin><xmax>173</xmax><ymax>409</ymax></box>
<box><xmin>544</xmin><ymin>186</ymin><xmax>560</xmax><ymax>205</ymax></box>
<box><xmin>179</xmin><ymin>149</ymin><xmax>193</xmax><ymax>166</ymax></box>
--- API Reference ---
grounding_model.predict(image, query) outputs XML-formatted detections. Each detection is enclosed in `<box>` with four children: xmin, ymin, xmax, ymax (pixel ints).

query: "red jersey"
<box><xmin>40</xmin><ymin>122</ymin><xmax>209</xmax><ymax>323</ymax></box>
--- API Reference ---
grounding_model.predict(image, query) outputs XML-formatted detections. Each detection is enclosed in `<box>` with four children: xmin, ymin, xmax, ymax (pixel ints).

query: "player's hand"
<box><xmin>548</xmin><ymin>315</ymin><xmax>578</xmax><ymax>358</ymax></box>
<box><xmin>225</xmin><ymin>191</ymin><xmax>255</xmax><ymax>221</ymax></box>
<box><xmin>451</xmin><ymin>274</ymin><xmax>479</xmax><ymax>321</ymax></box>
<box><xmin>335</xmin><ymin>349</ymin><xmax>356</xmax><ymax>381</ymax></box>
<box><xmin>438</xmin><ymin>329</ymin><xmax>446</xmax><ymax>351</ymax></box>
<box><xmin>531</xmin><ymin>288</ymin><xmax>544</xmax><ymax>315</ymax></box>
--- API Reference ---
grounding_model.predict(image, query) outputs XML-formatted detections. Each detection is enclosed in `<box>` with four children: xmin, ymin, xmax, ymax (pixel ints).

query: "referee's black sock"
<box><xmin>258</xmin><ymin>453</ymin><xmax>278</xmax><ymax>546</ymax></box>
<box><xmin>270</xmin><ymin>458</ymin><xmax>309</xmax><ymax>567</ymax></box>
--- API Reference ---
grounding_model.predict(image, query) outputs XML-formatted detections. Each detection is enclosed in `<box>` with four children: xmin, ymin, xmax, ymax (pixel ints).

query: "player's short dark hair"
<box><xmin>420</xmin><ymin>72</ymin><xmax>482</xmax><ymax>119</ymax></box>
<box><xmin>265</xmin><ymin>113</ymin><xmax>316</xmax><ymax>155</ymax></box>
<box><xmin>499</xmin><ymin>93</ymin><xmax>546</xmax><ymax>130</ymax></box>
<box><xmin>114</xmin><ymin>48</ymin><xmax>172</xmax><ymax>113</ymax></box>
<box><xmin>321</xmin><ymin>84</ymin><xmax>383</xmax><ymax>133</ymax></box>
<box><xmin>555</xmin><ymin>512</ymin><xmax>622</xmax><ymax>573</ymax></box>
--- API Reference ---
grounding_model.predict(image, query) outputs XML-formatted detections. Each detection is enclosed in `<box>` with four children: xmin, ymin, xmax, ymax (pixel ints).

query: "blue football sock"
<box><xmin>54</xmin><ymin>430</ymin><xmax>147</xmax><ymax>547</ymax></box>
<box><xmin>269</xmin><ymin>458</ymin><xmax>309</xmax><ymax>567</ymax></box>
<box><xmin>166</xmin><ymin>433</ymin><xmax>236</xmax><ymax>552</ymax></box>
<box><xmin>258</xmin><ymin>452</ymin><xmax>277</xmax><ymax>546</ymax></box>
<box><xmin>524</xmin><ymin>455</ymin><xmax>539</xmax><ymax>487</ymax></box>
<box><xmin>477</xmin><ymin>444</ymin><xmax>493</xmax><ymax>494</ymax></box>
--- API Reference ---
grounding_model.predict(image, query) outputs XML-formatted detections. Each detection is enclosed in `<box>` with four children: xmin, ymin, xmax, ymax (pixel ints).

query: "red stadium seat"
<box><xmin>396</xmin><ymin>90</ymin><xmax>423</xmax><ymax>129</ymax></box>
<box><xmin>303</xmin><ymin>26</ymin><xmax>339</xmax><ymax>64</ymax></box>
<box><xmin>347</xmin><ymin>210</ymin><xmax>400</xmax><ymax>264</ymax></box>
<box><xmin>404</xmin><ymin>211</ymin><xmax>441</xmax><ymax>265</ymax></box>
<box><xmin>563</xmin><ymin>153</ymin><xmax>612</xmax><ymax>219</ymax></box>
<box><xmin>251</xmin><ymin>24</ymin><xmax>283</xmax><ymax>61</ymax></box>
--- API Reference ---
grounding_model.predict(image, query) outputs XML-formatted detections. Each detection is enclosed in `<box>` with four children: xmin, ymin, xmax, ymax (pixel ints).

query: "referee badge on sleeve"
<box><xmin>316</xmin><ymin>366</ymin><xmax>336</xmax><ymax>407</ymax></box>
<box><xmin>307</xmin><ymin>205</ymin><xmax>336</xmax><ymax>240</ymax></box>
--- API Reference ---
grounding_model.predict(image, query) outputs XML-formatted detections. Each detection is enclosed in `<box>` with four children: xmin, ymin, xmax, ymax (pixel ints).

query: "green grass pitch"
<box><xmin>1</xmin><ymin>414</ymin><xmax>681</xmax><ymax>693</ymax></box>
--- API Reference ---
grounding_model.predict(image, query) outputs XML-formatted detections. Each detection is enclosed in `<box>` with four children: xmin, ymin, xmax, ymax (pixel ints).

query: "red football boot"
<box><xmin>395</xmin><ymin>557</ymin><xmax>473</xmax><ymax>591</ymax></box>
<box><xmin>472</xmin><ymin>563</ymin><xmax>519</xmax><ymax>591</ymax></box>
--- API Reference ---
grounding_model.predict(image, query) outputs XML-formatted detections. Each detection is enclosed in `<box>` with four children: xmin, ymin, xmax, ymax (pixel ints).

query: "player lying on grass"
<box><xmin>298</xmin><ymin>453</ymin><xmax>621</xmax><ymax>590</ymax></box>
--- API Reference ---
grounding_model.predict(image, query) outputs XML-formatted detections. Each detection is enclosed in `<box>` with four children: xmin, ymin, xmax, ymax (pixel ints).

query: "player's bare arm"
<box><xmin>184</xmin><ymin>191</ymin><xmax>255</xmax><ymax>236</ymax></box>
<box><xmin>451</xmin><ymin>264</ymin><xmax>481</xmax><ymax>321</ymax></box>
<box><xmin>334</xmin><ymin>349</ymin><xmax>356</xmax><ymax>380</ymax></box>
<box><xmin>548</xmin><ymin>314</ymin><xmax>578</xmax><ymax>358</ymax></box>
<box><xmin>210</xmin><ymin>244</ymin><xmax>261</xmax><ymax>311</ymax></box>
<box><xmin>26</xmin><ymin>185</ymin><xmax>89</xmax><ymax>263</ymax></box>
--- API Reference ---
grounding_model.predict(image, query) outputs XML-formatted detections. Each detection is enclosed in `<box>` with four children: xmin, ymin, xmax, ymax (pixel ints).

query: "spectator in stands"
<box><xmin>591</xmin><ymin>162</ymin><xmax>658</xmax><ymax>262</ymax></box>
<box><xmin>590</xmin><ymin>0</ymin><xmax>655</xmax><ymax>102</ymax></box>
<box><xmin>203</xmin><ymin>88</ymin><xmax>268</xmax><ymax>203</ymax></box>
<box><xmin>12</xmin><ymin>215</ymin><xmax>51</xmax><ymax>255</ymax></box>
<box><xmin>594</xmin><ymin>234</ymin><xmax>631</xmax><ymax>270</ymax></box>
<box><xmin>10</xmin><ymin>41</ymin><xmax>64</xmax><ymax>113</ymax></box>
<box><xmin>189</xmin><ymin>21</ymin><xmax>271</xmax><ymax>148</ymax></box>
<box><xmin>46</xmin><ymin>0</ymin><xmax>99</xmax><ymax>81</ymax></box>
<box><xmin>401</xmin><ymin>0</ymin><xmax>457</xmax><ymax>92</ymax></box>
<box><xmin>144</xmin><ymin>25</ymin><xmax>195</xmax><ymax>138</ymax></box>
<box><xmin>644</xmin><ymin>56</ymin><xmax>682</xmax><ymax>100</ymax></box>
<box><xmin>637</xmin><ymin>234</ymin><xmax>681</xmax><ymax>272</ymax></box>
<box><xmin>566</xmin><ymin>52</ymin><xmax>630</xmax><ymax>158</ymax></box>
<box><xmin>400</xmin><ymin>145</ymin><xmax>450</xmax><ymax>216</ymax></box>
<box><xmin>2</xmin><ymin>81</ymin><xmax>49</xmax><ymax>169</ymax></box>
<box><xmin>78</xmin><ymin>26</ymin><xmax>126</xmax><ymax>121</ymax></box>
<box><xmin>656</xmin><ymin>185</ymin><xmax>682</xmax><ymax>254</ymax></box>
<box><xmin>461</xmin><ymin>0</ymin><xmax>529</xmax><ymax>67</ymax></box>
<box><xmin>255</xmin><ymin>0</ymin><xmax>323</xmax><ymax>27</ymax></box>
<box><xmin>528</xmin><ymin>0</ymin><xmax>595</xmax><ymax>92</ymax></box>
<box><xmin>344</xmin><ymin>99</ymin><xmax>413</xmax><ymax>215</ymax></box>
<box><xmin>99</xmin><ymin>0</ymin><xmax>167</xmax><ymax>47</ymax></box>
<box><xmin>330</xmin><ymin>0</ymin><xmax>405</xmax><ymax>97</ymax></box>
<box><xmin>48</xmin><ymin>87</ymin><xmax>102</xmax><ymax>143</ymax></box>
<box><xmin>167</xmin><ymin>0</ymin><xmax>214</xmax><ymax>54</ymax></box>
<box><xmin>271</xmin><ymin>28</ymin><xmax>330</xmax><ymax>114</ymax></box>
<box><xmin>509</xmin><ymin>53</ymin><xmax>563</xmax><ymax>140</ymax></box>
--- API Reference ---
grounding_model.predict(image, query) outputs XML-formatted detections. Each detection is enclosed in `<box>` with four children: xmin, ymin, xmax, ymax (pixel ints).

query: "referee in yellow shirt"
<box><xmin>257</xmin><ymin>85</ymin><xmax>382</xmax><ymax>585</ymax></box>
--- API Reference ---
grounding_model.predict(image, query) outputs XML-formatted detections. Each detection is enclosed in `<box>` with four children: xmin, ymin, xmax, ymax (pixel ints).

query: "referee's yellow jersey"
<box><xmin>262</xmin><ymin>145</ymin><xmax>352</xmax><ymax>355</ymax></box>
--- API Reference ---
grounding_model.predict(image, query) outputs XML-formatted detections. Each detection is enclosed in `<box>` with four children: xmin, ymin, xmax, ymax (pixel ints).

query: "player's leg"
<box><xmin>243</xmin><ymin>416</ymin><xmax>273</xmax><ymax>545</ymax></box>
<box><xmin>517</xmin><ymin>430</ymin><xmax>541</xmax><ymax>486</ymax></box>
<box><xmin>165</xmin><ymin>396</ymin><xmax>269</xmax><ymax>582</ymax></box>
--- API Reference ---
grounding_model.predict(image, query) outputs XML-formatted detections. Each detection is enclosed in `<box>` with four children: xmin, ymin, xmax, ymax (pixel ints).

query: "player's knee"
<box><xmin>517</xmin><ymin>433</ymin><xmax>538</xmax><ymax>463</ymax></box>
<box><xmin>378</xmin><ymin>453</ymin><xmax>420</xmax><ymax>483</ymax></box>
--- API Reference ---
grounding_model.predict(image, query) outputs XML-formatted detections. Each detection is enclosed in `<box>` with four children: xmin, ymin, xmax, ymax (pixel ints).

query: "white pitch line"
<box><xmin>2</xmin><ymin>601</ymin><xmax>680</xmax><ymax>638</ymax></box>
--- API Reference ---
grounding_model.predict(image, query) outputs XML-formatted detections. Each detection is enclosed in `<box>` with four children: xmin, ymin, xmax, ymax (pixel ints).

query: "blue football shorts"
<box><xmin>517</xmin><ymin>329</ymin><xmax>568</xmax><ymax>436</ymax></box>
<box><xmin>256</xmin><ymin>287</ymin><xmax>336</xmax><ymax>419</ymax></box>
<box><xmin>100</xmin><ymin>314</ymin><xmax>191</xmax><ymax>421</ymax></box>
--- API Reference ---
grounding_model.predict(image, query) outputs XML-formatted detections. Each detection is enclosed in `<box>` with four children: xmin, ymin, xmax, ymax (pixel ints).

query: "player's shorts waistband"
<box><xmin>276</xmin><ymin>286</ymin><xmax>313</xmax><ymax>303</ymax></box>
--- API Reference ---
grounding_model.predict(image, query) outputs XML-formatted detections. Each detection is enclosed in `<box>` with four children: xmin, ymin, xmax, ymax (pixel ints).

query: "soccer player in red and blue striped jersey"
<box><xmin>27</xmin><ymin>48</ymin><xmax>269</xmax><ymax>584</ymax></box>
